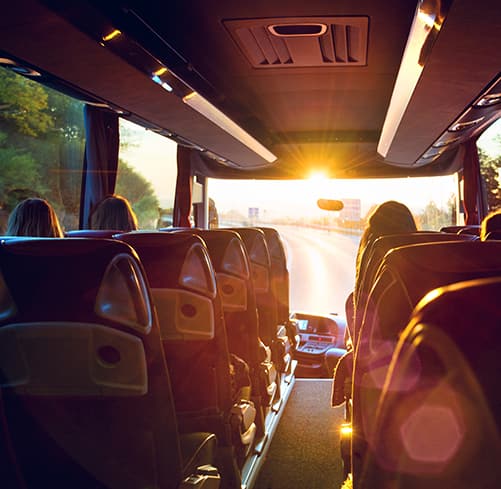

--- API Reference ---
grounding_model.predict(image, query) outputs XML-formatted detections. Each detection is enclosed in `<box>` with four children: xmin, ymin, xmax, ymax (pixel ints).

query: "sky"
<box><xmin>120</xmin><ymin>118</ymin><xmax>501</xmax><ymax>220</ymax></box>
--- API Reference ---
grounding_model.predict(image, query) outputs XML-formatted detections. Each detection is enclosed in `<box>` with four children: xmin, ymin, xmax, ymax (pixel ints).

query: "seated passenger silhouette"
<box><xmin>6</xmin><ymin>198</ymin><xmax>64</xmax><ymax>237</ymax></box>
<box><xmin>480</xmin><ymin>209</ymin><xmax>501</xmax><ymax>240</ymax></box>
<box><xmin>332</xmin><ymin>201</ymin><xmax>417</xmax><ymax>407</ymax></box>
<box><xmin>90</xmin><ymin>194</ymin><xmax>138</xmax><ymax>231</ymax></box>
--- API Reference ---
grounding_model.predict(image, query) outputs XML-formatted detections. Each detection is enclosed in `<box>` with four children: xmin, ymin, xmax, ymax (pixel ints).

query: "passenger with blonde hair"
<box><xmin>90</xmin><ymin>194</ymin><xmax>138</xmax><ymax>231</ymax></box>
<box><xmin>6</xmin><ymin>198</ymin><xmax>64</xmax><ymax>237</ymax></box>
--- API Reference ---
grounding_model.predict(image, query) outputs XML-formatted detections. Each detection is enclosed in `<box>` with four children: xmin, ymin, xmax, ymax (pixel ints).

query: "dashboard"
<box><xmin>291</xmin><ymin>312</ymin><xmax>347</xmax><ymax>377</ymax></box>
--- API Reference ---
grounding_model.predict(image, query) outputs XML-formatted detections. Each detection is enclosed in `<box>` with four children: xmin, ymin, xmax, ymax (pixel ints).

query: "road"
<box><xmin>275</xmin><ymin>225</ymin><xmax>360</xmax><ymax>316</ymax></box>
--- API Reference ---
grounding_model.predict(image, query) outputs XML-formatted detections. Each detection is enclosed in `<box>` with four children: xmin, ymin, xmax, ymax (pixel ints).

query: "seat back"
<box><xmin>485</xmin><ymin>230</ymin><xmax>501</xmax><ymax>240</ymax></box>
<box><xmin>256</xmin><ymin>227</ymin><xmax>290</xmax><ymax>326</ymax></box>
<box><xmin>173</xmin><ymin>229</ymin><xmax>277</xmax><ymax>414</ymax></box>
<box><xmin>223</xmin><ymin>228</ymin><xmax>275</xmax><ymax>345</ymax></box>
<box><xmin>352</xmin><ymin>240</ymin><xmax>501</xmax><ymax>482</ymax></box>
<box><xmin>65</xmin><ymin>229</ymin><xmax>123</xmax><ymax>238</ymax></box>
<box><xmin>116</xmin><ymin>232</ymin><xmax>234</xmax><ymax>416</ymax></box>
<box><xmin>0</xmin><ymin>237</ymin><xmax>184</xmax><ymax>489</ymax></box>
<box><xmin>224</xmin><ymin>227</ymin><xmax>293</xmax><ymax>378</ymax></box>
<box><xmin>181</xmin><ymin>230</ymin><xmax>261</xmax><ymax>367</ymax></box>
<box><xmin>440</xmin><ymin>224</ymin><xmax>480</xmax><ymax>235</ymax></box>
<box><xmin>361</xmin><ymin>277</ymin><xmax>501</xmax><ymax>489</ymax></box>
<box><xmin>355</xmin><ymin>232</ymin><xmax>473</xmax><ymax>346</ymax></box>
<box><xmin>118</xmin><ymin>232</ymin><xmax>260</xmax><ymax>478</ymax></box>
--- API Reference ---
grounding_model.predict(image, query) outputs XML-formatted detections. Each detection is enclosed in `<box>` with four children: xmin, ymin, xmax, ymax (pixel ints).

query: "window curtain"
<box><xmin>173</xmin><ymin>145</ymin><xmax>193</xmax><ymax>227</ymax></box>
<box><xmin>462</xmin><ymin>140</ymin><xmax>480</xmax><ymax>225</ymax></box>
<box><xmin>79</xmin><ymin>106</ymin><xmax>119</xmax><ymax>228</ymax></box>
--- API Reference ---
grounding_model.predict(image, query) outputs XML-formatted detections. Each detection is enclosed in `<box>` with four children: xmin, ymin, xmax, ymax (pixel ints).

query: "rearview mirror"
<box><xmin>317</xmin><ymin>199</ymin><xmax>344</xmax><ymax>211</ymax></box>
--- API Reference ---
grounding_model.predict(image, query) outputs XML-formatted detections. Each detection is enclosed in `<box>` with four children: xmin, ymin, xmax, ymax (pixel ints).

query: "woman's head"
<box><xmin>355</xmin><ymin>201</ymin><xmax>417</xmax><ymax>292</ymax></box>
<box><xmin>90</xmin><ymin>194</ymin><xmax>138</xmax><ymax>231</ymax></box>
<box><xmin>6</xmin><ymin>198</ymin><xmax>63</xmax><ymax>237</ymax></box>
<box><xmin>365</xmin><ymin>200</ymin><xmax>417</xmax><ymax>239</ymax></box>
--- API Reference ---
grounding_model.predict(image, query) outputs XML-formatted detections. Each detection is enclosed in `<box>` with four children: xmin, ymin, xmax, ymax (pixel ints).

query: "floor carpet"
<box><xmin>253</xmin><ymin>379</ymin><xmax>345</xmax><ymax>489</ymax></box>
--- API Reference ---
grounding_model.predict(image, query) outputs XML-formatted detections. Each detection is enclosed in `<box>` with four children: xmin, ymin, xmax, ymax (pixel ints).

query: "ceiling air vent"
<box><xmin>224</xmin><ymin>17</ymin><xmax>368</xmax><ymax>68</ymax></box>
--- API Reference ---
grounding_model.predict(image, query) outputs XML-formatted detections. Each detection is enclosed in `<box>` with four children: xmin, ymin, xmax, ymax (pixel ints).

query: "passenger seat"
<box><xmin>361</xmin><ymin>277</ymin><xmax>501</xmax><ymax>489</ymax></box>
<box><xmin>116</xmin><ymin>231</ymin><xmax>257</xmax><ymax>478</ymax></box>
<box><xmin>352</xmin><ymin>240</ymin><xmax>501</xmax><ymax>483</ymax></box>
<box><xmin>0</xmin><ymin>237</ymin><xmax>220</xmax><ymax>489</ymax></box>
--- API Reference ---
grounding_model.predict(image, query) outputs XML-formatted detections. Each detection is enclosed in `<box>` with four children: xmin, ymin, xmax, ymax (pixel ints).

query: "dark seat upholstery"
<box><xmin>352</xmin><ymin>240</ymin><xmax>501</xmax><ymax>482</ymax></box>
<box><xmin>0</xmin><ymin>237</ymin><xmax>217</xmax><ymax>489</ymax></box>
<box><xmin>116</xmin><ymin>231</ymin><xmax>257</xmax><ymax>477</ymax></box>
<box><xmin>256</xmin><ymin>228</ymin><xmax>290</xmax><ymax>325</ymax></box>
<box><xmin>440</xmin><ymin>224</ymin><xmax>480</xmax><ymax>235</ymax></box>
<box><xmin>65</xmin><ymin>229</ymin><xmax>123</xmax><ymax>238</ymax></box>
<box><xmin>361</xmin><ymin>277</ymin><xmax>501</xmax><ymax>489</ymax></box>
<box><xmin>177</xmin><ymin>229</ymin><xmax>277</xmax><ymax>416</ymax></box>
<box><xmin>354</xmin><ymin>232</ymin><xmax>474</xmax><ymax>346</ymax></box>
<box><xmin>258</xmin><ymin>227</ymin><xmax>299</xmax><ymax>359</ymax></box>
<box><xmin>223</xmin><ymin>228</ymin><xmax>275</xmax><ymax>345</ymax></box>
<box><xmin>224</xmin><ymin>228</ymin><xmax>291</xmax><ymax>377</ymax></box>
<box><xmin>485</xmin><ymin>230</ymin><xmax>501</xmax><ymax>240</ymax></box>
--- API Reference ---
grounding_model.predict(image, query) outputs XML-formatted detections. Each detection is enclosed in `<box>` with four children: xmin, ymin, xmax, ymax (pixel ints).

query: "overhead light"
<box><xmin>449</xmin><ymin>116</ymin><xmax>485</xmax><ymax>132</ymax></box>
<box><xmin>421</xmin><ymin>146</ymin><xmax>446</xmax><ymax>159</ymax></box>
<box><xmin>153</xmin><ymin>66</ymin><xmax>168</xmax><ymax>77</ymax></box>
<box><xmin>378</xmin><ymin>1</ymin><xmax>447</xmax><ymax>157</ymax></box>
<box><xmin>0</xmin><ymin>57</ymin><xmax>40</xmax><ymax>77</ymax></box>
<box><xmin>474</xmin><ymin>93</ymin><xmax>501</xmax><ymax>108</ymax></box>
<box><xmin>182</xmin><ymin>91</ymin><xmax>277</xmax><ymax>163</ymax></box>
<box><xmin>151</xmin><ymin>74</ymin><xmax>173</xmax><ymax>92</ymax></box>
<box><xmin>432</xmin><ymin>135</ymin><xmax>461</xmax><ymax>148</ymax></box>
<box><xmin>102</xmin><ymin>29</ymin><xmax>122</xmax><ymax>42</ymax></box>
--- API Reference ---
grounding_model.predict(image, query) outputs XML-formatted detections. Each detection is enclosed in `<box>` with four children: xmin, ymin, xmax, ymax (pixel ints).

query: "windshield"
<box><xmin>209</xmin><ymin>174</ymin><xmax>459</xmax><ymax>314</ymax></box>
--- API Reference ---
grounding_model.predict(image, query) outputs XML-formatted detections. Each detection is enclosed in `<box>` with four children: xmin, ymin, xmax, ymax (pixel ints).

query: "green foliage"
<box><xmin>0</xmin><ymin>68</ymin><xmax>53</xmax><ymax>137</ymax></box>
<box><xmin>416</xmin><ymin>199</ymin><xmax>455</xmax><ymax>230</ymax></box>
<box><xmin>0</xmin><ymin>131</ymin><xmax>46</xmax><ymax>210</ymax></box>
<box><xmin>115</xmin><ymin>160</ymin><xmax>160</xmax><ymax>228</ymax></box>
<box><xmin>479</xmin><ymin>147</ymin><xmax>501</xmax><ymax>212</ymax></box>
<box><xmin>0</xmin><ymin>68</ymin><xmax>85</xmax><ymax>229</ymax></box>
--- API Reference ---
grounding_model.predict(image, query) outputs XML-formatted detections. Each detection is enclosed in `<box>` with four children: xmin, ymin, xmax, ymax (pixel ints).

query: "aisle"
<box><xmin>253</xmin><ymin>379</ymin><xmax>345</xmax><ymax>489</ymax></box>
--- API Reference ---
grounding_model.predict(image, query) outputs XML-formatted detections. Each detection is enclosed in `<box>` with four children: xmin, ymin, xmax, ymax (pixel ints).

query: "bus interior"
<box><xmin>0</xmin><ymin>1</ymin><xmax>500</xmax><ymax>488</ymax></box>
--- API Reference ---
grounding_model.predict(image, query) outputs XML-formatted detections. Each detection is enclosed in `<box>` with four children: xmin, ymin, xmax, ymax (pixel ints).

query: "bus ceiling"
<box><xmin>0</xmin><ymin>0</ymin><xmax>500</xmax><ymax>182</ymax></box>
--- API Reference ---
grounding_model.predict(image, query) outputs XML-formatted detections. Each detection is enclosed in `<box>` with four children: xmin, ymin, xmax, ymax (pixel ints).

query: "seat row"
<box><xmin>346</xmin><ymin>229</ymin><xmax>501</xmax><ymax>487</ymax></box>
<box><xmin>0</xmin><ymin>226</ymin><xmax>295</xmax><ymax>489</ymax></box>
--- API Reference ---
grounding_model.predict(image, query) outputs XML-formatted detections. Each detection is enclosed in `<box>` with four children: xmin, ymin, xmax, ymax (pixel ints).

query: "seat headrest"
<box><xmin>0</xmin><ymin>238</ymin><xmax>152</xmax><ymax>332</ymax></box>
<box><xmin>223</xmin><ymin>228</ymin><xmax>271</xmax><ymax>268</ymax></box>
<box><xmin>116</xmin><ymin>232</ymin><xmax>217</xmax><ymax>298</ymax></box>
<box><xmin>66</xmin><ymin>229</ymin><xmax>123</xmax><ymax>238</ymax></box>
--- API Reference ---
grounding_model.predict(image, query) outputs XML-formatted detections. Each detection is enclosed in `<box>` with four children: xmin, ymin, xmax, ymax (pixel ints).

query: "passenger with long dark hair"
<box><xmin>90</xmin><ymin>194</ymin><xmax>138</xmax><ymax>232</ymax></box>
<box><xmin>332</xmin><ymin>201</ymin><xmax>417</xmax><ymax>406</ymax></box>
<box><xmin>6</xmin><ymin>198</ymin><xmax>64</xmax><ymax>237</ymax></box>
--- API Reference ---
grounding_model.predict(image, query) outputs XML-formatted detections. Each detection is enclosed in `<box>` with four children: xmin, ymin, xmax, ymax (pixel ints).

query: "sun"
<box><xmin>307</xmin><ymin>170</ymin><xmax>329</xmax><ymax>182</ymax></box>
<box><xmin>305</xmin><ymin>171</ymin><xmax>332</xmax><ymax>199</ymax></box>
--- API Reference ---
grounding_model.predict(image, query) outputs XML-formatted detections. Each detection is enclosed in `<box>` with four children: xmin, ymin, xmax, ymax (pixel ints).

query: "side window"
<box><xmin>0</xmin><ymin>65</ymin><xmax>85</xmax><ymax>233</ymax></box>
<box><xmin>477</xmin><ymin>118</ymin><xmax>501</xmax><ymax>212</ymax></box>
<box><xmin>117</xmin><ymin>119</ymin><xmax>177</xmax><ymax>229</ymax></box>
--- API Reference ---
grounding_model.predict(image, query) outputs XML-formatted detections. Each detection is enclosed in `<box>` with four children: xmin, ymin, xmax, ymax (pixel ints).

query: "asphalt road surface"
<box><xmin>275</xmin><ymin>225</ymin><xmax>360</xmax><ymax>317</ymax></box>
